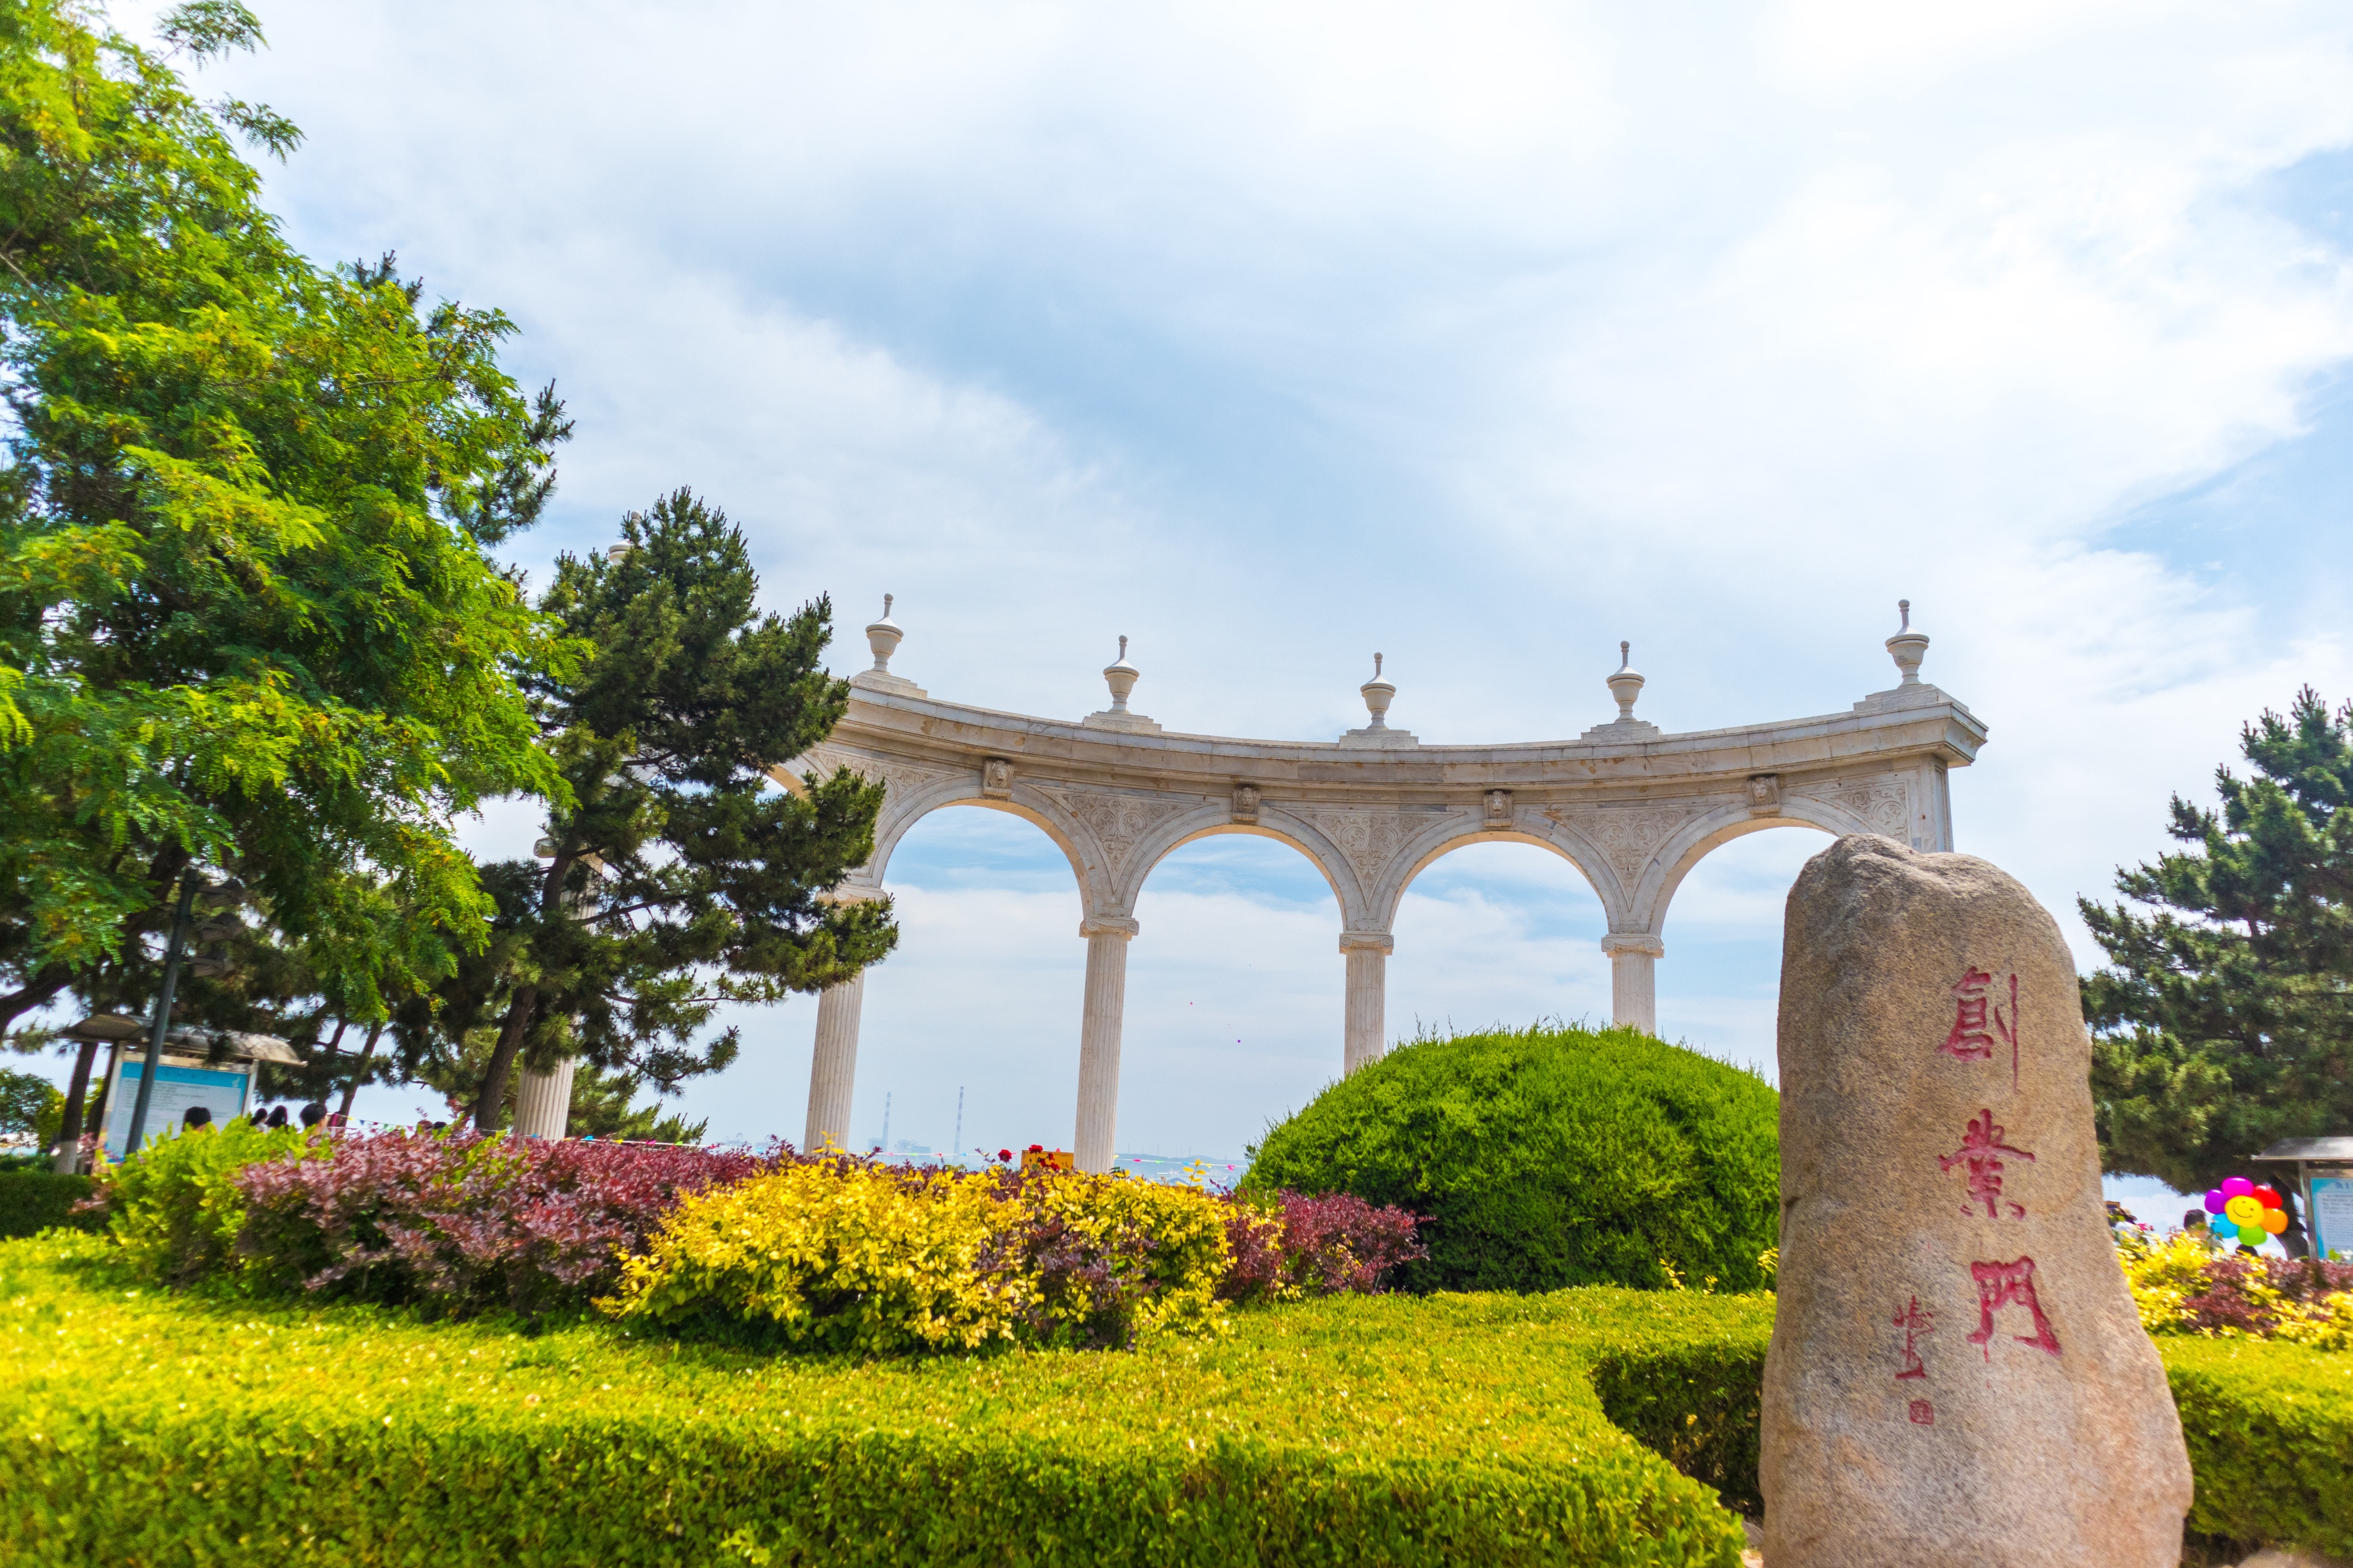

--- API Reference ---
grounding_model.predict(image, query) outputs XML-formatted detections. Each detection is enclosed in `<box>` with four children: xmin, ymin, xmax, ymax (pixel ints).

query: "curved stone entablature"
<box><xmin>780</xmin><ymin>599</ymin><xmax>1986</xmax><ymax>1172</ymax></box>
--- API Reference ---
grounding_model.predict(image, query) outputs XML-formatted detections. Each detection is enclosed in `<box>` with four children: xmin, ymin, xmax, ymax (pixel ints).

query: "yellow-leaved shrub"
<box><xmin>602</xmin><ymin>1159</ymin><xmax>1021</xmax><ymax>1354</ymax></box>
<box><xmin>1001</xmin><ymin>1168</ymin><xmax>1230</xmax><ymax>1345</ymax></box>
<box><xmin>602</xmin><ymin>1161</ymin><xmax>1234</xmax><ymax>1353</ymax></box>
<box><xmin>2123</xmin><ymin>1233</ymin><xmax>2353</xmax><ymax>1350</ymax></box>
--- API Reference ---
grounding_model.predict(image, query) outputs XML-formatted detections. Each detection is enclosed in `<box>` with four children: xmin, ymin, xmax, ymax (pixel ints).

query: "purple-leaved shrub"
<box><xmin>1218</xmin><ymin>1189</ymin><xmax>1427</xmax><ymax>1304</ymax></box>
<box><xmin>234</xmin><ymin>1131</ymin><xmax>783</xmax><ymax>1316</ymax></box>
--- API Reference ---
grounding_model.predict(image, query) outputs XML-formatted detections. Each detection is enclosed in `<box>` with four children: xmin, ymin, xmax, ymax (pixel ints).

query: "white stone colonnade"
<box><xmin>779</xmin><ymin>605</ymin><xmax>1986</xmax><ymax>1171</ymax></box>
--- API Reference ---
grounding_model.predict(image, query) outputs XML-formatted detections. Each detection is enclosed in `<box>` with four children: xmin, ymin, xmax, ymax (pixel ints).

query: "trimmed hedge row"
<box><xmin>2163</xmin><ymin>1337</ymin><xmax>2353</xmax><ymax>1559</ymax></box>
<box><xmin>0</xmin><ymin>1171</ymin><xmax>99</xmax><ymax>1240</ymax></box>
<box><xmin>1</xmin><ymin>1233</ymin><xmax>1759</xmax><ymax>1567</ymax></box>
<box><xmin>8</xmin><ymin>1230</ymin><xmax>2348</xmax><ymax>1563</ymax></box>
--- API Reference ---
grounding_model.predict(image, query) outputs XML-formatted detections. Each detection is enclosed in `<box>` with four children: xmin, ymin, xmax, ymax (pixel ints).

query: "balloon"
<box><xmin>2263</xmin><ymin>1207</ymin><xmax>2291</xmax><ymax>1235</ymax></box>
<box><xmin>2254</xmin><ymin>1185</ymin><xmax>2282</xmax><ymax>1210</ymax></box>
<box><xmin>2222</xmin><ymin>1176</ymin><xmax>2254</xmax><ymax>1201</ymax></box>
<box><xmin>2225</xmin><ymin>1195</ymin><xmax>2262</xmax><ymax>1226</ymax></box>
<box><xmin>2205</xmin><ymin>1189</ymin><xmax>2228</xmax><ymax>1214</ymax></box>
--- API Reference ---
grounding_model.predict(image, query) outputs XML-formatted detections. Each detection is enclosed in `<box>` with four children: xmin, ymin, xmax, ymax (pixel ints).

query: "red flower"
<box><xmin>997</xmin><ymin>1149</ymin><xmax>1012</xmax><ymax>1162</ymax></box>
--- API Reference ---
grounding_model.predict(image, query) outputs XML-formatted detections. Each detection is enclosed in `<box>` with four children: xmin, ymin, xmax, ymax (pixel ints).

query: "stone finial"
<box><xmin>606</xmin><ymin>543</ymin><xmax>632</xmax><ymax>562</ymax></box>
<box><xmin>1359</xmin><ymin>653</ymin><xmax>1396</xmax><ymax>732</ymax></box>
<box><xmin>1102</xmin><ymin>635</ymin><xmax>1141</xmax><ymax>714</ymax></box>
<box><xmin>1886</xmin><ymin>599</ymin><xmax>1930</xmax><ymax>686</ymax></box>
<box><xmin>1605</xmin><ymin>641</ymin><xmax>1646</xmax><ymax>722</ymax></box>
<box><xmin>1082</xmin><ymin>635</ymin><xmax>1160</xmax><ymax>732</ymax></box>
<box><xmin>865</xmin><ymin>594</ymin><xmax>904</xmax><ymax>675</ymax></box>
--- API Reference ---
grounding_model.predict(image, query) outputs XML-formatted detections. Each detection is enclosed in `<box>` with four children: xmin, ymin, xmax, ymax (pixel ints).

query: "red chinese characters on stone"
<box><xmin>1909</xmin><ymin>1399</ymin><xmax>1935</xmax><ymax>1426</ymax></box>
<box><xmin>1892</xmin><ymin>1295</ymin><xmax>1935</xmax><ymax>1381</ymax></box>
<box><xmin>1941</xmin><ymin>968</ymin><xmax>2019</xmax><ymax>1087</ymax></box>
<box><xmin>1966</xmin><ymin>1256</ymin><xmax>2062</xmax><ymax>1360</ymax></box>
<box><xmin>1939</xmin><ymin>1109</ymin><xmax>2036</xmax><ymax>1218</ymax></box>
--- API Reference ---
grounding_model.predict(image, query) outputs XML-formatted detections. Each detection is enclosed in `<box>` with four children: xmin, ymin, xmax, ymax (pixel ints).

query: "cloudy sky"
<box><xmin>102</xmin><ymin>1</ymin><xmax>2353</xmax><ymax>1176</ymax></box>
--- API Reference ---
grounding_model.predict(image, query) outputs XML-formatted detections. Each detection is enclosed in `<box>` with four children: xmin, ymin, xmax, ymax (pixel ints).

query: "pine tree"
<box><xmin>2081</xmin><ymin>687</ymin><xmax>2353</xmax><ymax>1210</ymax></box>
<box><xmin>463</xmin><ymin>489</ymin><xmax>896</xmax><ymax>1129</ymax></box>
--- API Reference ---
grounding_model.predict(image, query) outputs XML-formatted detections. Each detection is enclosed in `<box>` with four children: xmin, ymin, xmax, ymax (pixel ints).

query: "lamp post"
<box><xmin>119</xmin><ymin>876</ymin><xmax>244</xmax><ymax>1159</ymax></box>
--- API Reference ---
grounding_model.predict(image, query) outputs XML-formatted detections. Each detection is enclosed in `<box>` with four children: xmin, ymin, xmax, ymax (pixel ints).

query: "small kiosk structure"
<box><xmin>96</xmin><ymin>1028</ymin><xmax>299</xmax><ymax>1159</ymax></box>
<box><xmin>2252</xmin><ymin>1137</ymin><xmax>2353</xmax><ymax>1261</ymax></box>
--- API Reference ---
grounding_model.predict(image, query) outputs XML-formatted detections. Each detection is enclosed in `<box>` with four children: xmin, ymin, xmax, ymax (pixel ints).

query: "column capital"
<box><xmin>1338</xmin><ymin>930</ymin><xmax>1395</xmax><ymax>955</ymax></box>
<box><xmin>822</xmin><ymin>879</ymin><xmax>885</xmax><ymax>907</ymax></box>
<box><xmin>1079</xmin><ymin>915</ymin><xmax>1140</xmax><ymax>940</ymax></box>
<box><xmin>1599</xmin><ymin>931</ymin><xmax>1665</xmax><ymax>958</ymax></box>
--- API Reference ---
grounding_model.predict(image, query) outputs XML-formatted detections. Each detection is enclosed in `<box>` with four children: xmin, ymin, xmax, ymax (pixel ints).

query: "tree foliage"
<box><xmin>448</xmin><ymin>490</ymin><xmax>896</xmax><ymax>1129</ymax></box>
<box><xmin>2082</xmin><ymin>688</ymin><xmax>2353</xmax><ymax>1200</ymax></box>
<box><xmin>0</xmin><ymin>0</ymin><xmax>571</xmax><ymax>1038</ymax></box>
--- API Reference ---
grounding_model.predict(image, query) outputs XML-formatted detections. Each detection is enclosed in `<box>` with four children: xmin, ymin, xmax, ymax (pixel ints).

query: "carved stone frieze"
<box><xmin>1296</xmin><ymin>807</ymin><xmax>1454</xmax><ymax>890</ymax></box>
<box><xmin>1036</xmin><ymin>786</ymin><xmax>1192</xmax><ymax>879</ymax></box>
<box><xmin>802</xmin><ymin>746</ymin><xmax>959</xmax><ymax>812</ymax></box>
<box><xmin>1805</xmin><ymin>775</ymin><xmax>1911</xmax><ymax>839</ymax></box>
<box><xmin>1547</xmin><ymin>804</ymin><xmax>1691</xmax><ymax>890</ymax></box>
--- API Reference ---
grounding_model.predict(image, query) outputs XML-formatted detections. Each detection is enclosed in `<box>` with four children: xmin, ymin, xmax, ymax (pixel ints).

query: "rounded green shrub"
<box><xmin>1243</xmin><ymin>1023</ymin><xmax>1779</xmax><ymax>1293</ymax></box>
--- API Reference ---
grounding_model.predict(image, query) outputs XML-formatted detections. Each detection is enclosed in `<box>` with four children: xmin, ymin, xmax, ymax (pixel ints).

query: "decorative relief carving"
<box><xmin>1036</xmin><ymin>787</ymin><xmax>1190</xmax><ymax>879</ymax></box>
<box><xmin>803</xmin><ymin>746</ymin><xmax>958</xmax><ymax>810</ymax></box>
<box><xmin>1297</xmin><ymin>808</ymin><xmax>1454</xmax><ymax>889</ymax></box>
<box><xmin>981</xmin><ymin>758</ymin><xmax>1014</xmax><ymax>799</ymax></box>
<box><xmin>1231</xmin><ymin>784</ymin><xmax>1261</xmax><ymax>825</ymax></box>
<box><xmin>1547</xmin><ymin>805</ymin><xmax>1690</xmax><ymax>890</ymax></box>
<box><xmin>1808</xmin><ymin>776</ymin><xmax>1911</xmax><ymax>839</ymax></box>
<box><xmin>1747</xmin><ymin>774</ymin><xmax>1781</xmax><ymax>816</ymax></box>
<box><xmin>1484</xmin><ymin>789</ymin><xmax>1513</xmax><ymax>829</ymax></box>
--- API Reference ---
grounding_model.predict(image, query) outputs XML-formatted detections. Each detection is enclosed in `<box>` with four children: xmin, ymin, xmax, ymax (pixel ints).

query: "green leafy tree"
<box><xmin>0</xmin><ymin>0</ymin><xmax>572</xmax><ymax>1046</ymax></box>
<box><xmin>0</xmin><ymin>1063</ymin><xmax>59</xmax><ymax>1144</ymax></box>
<box><xmin>2081</xmin><ymin>688</ymin><xmax>2353</xmax><ymax>1210</ymax></box>
<box><xmin>462</xmin><ymin>489</ymin><xmax>896</xmax><ymax>1130</ymax></box>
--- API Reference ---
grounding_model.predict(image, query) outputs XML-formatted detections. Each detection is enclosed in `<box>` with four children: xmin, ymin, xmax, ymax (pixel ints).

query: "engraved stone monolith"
<box><xmin>1761</xmin><ymin>835</ymin><xmax>2190</xmax><ymax>1568</ymax></box>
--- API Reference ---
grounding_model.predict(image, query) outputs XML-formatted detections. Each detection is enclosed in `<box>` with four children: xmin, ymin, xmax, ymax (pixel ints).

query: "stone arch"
<box><xmin>1380</xmin><ymin>825</ymin><xmax>1618</xmax><ymax>933</ymax></box>
<box><xmin>777</xmin><ymin>763</ymin><xmax>1118</xmax><ymax>918</ymax></box>
<box><xmin>779</xmin><ymin>615</ymin><xmax>1985</xmax><ymax>1175</ymax></box>
<box><xmin>1631</xmin><ymin>794</ymin><xmax>1882</xmax><ymax>937</ymax></box>
<box><xmin>1116</xmin><ymin>804</ymin><xmax>1358</xmax><ymax>925</ymax></box>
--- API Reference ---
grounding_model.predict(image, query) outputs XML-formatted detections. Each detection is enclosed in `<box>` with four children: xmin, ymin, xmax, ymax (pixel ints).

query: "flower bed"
<box><xmin>81</xmin><ymin>1125</ymin><xmax>1427</xmax><ymax>1340</ymax></box>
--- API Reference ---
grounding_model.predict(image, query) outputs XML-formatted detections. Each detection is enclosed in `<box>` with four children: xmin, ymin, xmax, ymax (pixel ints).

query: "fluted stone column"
<box><xmin>512</xmin><ymin>1056</ymin><xmax>577</xmax><ymax>1139</ymax></box>
<box><xmin>804</xmin><ymin>971</ymin><xmax>866</xmax><ymax>1154</ymax></box>
<box><xmin>801</xmin><ymin>881</ymin><xmax>884</xmax><ymax>1156</ymax></box>
<box><xmin>1601</xmin><ymin>933</ymin><xmax>1664</xmax><ymax>1034</ymax></box>
<box><xmin>1074</xmin><ymin>916</ymin><xmax>1139</xmax><ymax>1173</ymax></box>
<box><xmin>1339</xmin><ymin>930</ymin><xmax>1393</xmax><ymax>1074</ymax></box>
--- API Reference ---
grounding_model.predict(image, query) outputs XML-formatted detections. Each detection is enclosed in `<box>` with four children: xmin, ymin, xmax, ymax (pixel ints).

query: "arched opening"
<box><xmin>1122</xmin><ymin>831</ymin><xmax>1345</xmax><ymax>1166</ymax></box>
<box><xmin>1387</xmin><ymin>838</ymin><xmax>1614</xmax><ymax>1044</ymax></box>
<box><xmin>813</xmin><ymin>803</ymin><xmax>1086</xmax><ymax>1160</ymax></box>
<box><xmin>1653</xmin><ymin>825</ymin><xmax>1833</xmax><ymax>1081</ymax></box>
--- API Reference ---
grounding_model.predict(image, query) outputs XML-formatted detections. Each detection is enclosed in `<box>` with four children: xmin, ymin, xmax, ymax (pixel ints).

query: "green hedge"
<box><xmin>0</xmin><ymin>1171</ymin><xmax>99</xmax><ymax>1240</ymax></box>
<box><xmin>2163</xmin><ymin>1337</ymin><xmax>2353</xmax><ymax>1560</ymax></box>
<box><xmin>0</xmin><ymin>1233</ymin><xmax>1763</xmax><ymax>1567</ymax></box>
<box><xmin>11</xmin><ymin>1231</ymin><xmax>2344</xmax><ymax>1564</ymax></box>
<box><xmin>1244</xmin><ymin>1024</ymin><xmax>1780</xmax><ymax>1295</ymax></box>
